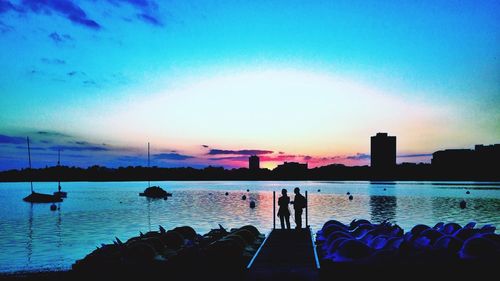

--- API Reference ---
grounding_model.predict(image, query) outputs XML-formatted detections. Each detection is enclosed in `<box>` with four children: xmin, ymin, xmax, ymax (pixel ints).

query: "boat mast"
<box><xmin>57</xmin><ymin>149</ymin><xmax>61</xmax><ymax>191</ymax></box>
<box><xmin>148</xmin><ymin>142</ymin><xmax>150</xmax><ymax>188</ymax></box>
<box><xmin>27</xmin><ymin>137</ymin><xmax>33</xmax><ymax>193</ymax></box>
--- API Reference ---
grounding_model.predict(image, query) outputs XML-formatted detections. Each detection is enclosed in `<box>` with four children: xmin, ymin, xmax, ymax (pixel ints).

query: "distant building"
<box><xmin>249</xmin><ymin>155</ymin><xmax>260</xmax><ymax>170</ymax></box>
<box><xmin>475</xmin><ymin>144</ymin><xmax>500</xmax><ymax>163</ymax></box>
<box><xmin>371</xmin><ymin>133</ymin><xmax>396</xmax><ymax>169</ymax></box>
<box><xmin>432</xmin><ymin>144</ymin><xmax>500</xmax><ymax>169</ymax></box>
<box><xmin>431</xmin><ymin>149</ymin><xmax>474</xmax><ymax>167</ymax></box>
<box><xmin>274</xmin><ymin>162</ymin><xmax>308</xmax><ymax>172</ymax></box>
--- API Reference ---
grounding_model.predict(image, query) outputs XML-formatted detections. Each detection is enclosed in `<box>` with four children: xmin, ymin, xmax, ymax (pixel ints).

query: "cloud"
<box><xmin>346</xmin><ymin>153</ymin><xmax>370</xmax><ymax>160</ymax></box>
<box><xmin>202</xmin><ymin>145</ymin><xmax>209</xmax><ymax>148</ymax></box>
<box><xmin>153</xmin><ymin>153</ymin><xmax>195</xmax><ymax>161</ymax></box>
<box><xmin>120</xmin><ymin>0</ymin><xmax>152</xmax><ymax>9</ymax></box>
<box><xmin>0</xmin><ymin>134</ymin><xmax>25</xmax><ymax>144</ymax></box>
<box><xmin>37</xmin><ymin>131</ymin><xmax>71</xmax><ymax>137</ymax></box>
<box><xmin>49</xmin><ymin>145</ymin><xmax>109</xmax><ymax>152</ymax></box>
<box><xmin>207</xmin><ymin>149</ymin><xmax>274</xmax><ymax>155</ymax></box>
<box><xmin>83</xmin><ymin>79</ymin><xmax>98</xmax><ymax>86</ymax></box>
<box><xmin>260</xmin><ymin>154</ymin><xmax>299</xmax><ymax>162</ymax></box>
<box><xmin>27</xmin><ymin>69</ymin><xmax>44</xmax><ymax>76</ymax></box>
<box><xmin>41</xmin><ymin>58</ymin><xmax>66</xmax><ymax>65</ymax></box>
<box><xmin>3</xmin><ymin>0</ymin><xmax>163</xmax><ymax>33</ymax></box>
<box><xmin>136</xmin><ymin>12</ymin><xmax>162</xmax><ymax>26</ymax></box>
<box><xmin>108</xmin><ymin>0</ymin><xmax>162</xmax><ymax>27</ymax></box>
<box><xmin>67</xmin><ymin>70</ymin><xmax>85</xmax><ymax>76</ymax></box>
<box><xmin>21</xmin><ymin>0</ymin><xmax>101</xmax><ymax>30</ymax></box>
<box><xmin>0</xmin><ymin>20</ymin><xmax>14</xmax><ymax>33</ymax></box>
<box><xmin>15</xmin><ymin>145</ymin><xmax>45</xmax><ymax>151</ymax></box>
<box><xmin>208</xmin><ymin>156</ymin><xmax>249</xmax><ymax>162</ymax></box>
<box><xmin>0</xmin><ymin>0</ymin><xmax>16</xmax><ymax>14</ymax></box>
<box><xmin>48</xmin><ymin>32</ymin><xmax>73</xmax><ymax>43</ymax></box>
<box><xmin>321</xmin><ymin>156</ymin><xmax>343</xmax><ymax>161</ymax></box>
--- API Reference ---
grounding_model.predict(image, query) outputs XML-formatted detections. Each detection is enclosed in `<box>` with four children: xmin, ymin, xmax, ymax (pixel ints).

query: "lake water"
<box><xmin>0</xmin><ymin>181</ymin><xmax>499</xmax><ymax>273</ymax></box>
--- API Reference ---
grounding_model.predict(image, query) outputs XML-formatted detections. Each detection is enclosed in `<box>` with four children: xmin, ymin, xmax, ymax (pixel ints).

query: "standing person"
<box><xmin>291</xmin><ymin>187</ymin><xmax>306</xmax><ymax>229</ymax></box>
<box><xmin>277</xmin><ymin>189</ymin><xmax>291</xmax><ymax>229</ymax></box>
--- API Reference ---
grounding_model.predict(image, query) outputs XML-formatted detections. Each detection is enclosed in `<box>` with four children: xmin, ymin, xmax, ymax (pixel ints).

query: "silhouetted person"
<box><xmin>291</xmin><ymin>187</ymin><xmax>306</xmax><ymax>229</ymax></box>
<box><xmin>277</xmin><ymin>188</ymin><xmax>291</xmax><ymax>229</ymax></box>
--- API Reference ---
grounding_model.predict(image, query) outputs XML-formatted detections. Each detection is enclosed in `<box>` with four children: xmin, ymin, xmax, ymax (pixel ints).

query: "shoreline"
<box><xmin>1</xmin><ymin>179</ymin><xmax>500</xmax><ymax>184</ymax></box>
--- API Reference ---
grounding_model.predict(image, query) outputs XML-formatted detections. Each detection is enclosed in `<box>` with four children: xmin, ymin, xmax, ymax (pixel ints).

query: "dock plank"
<box><xmin>247</xmin><ymin>228</ymin><xmax>318</xmax><ymax>281</ymax></box>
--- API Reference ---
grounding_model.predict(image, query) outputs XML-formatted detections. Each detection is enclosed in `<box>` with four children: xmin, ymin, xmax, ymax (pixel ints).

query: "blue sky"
<box><xmin>0</xmin><ymin>0</ymin><xmax>499</xmax><ymax>170</ymax></box>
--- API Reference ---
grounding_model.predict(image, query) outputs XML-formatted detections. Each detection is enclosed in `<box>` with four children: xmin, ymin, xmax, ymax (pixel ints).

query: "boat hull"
<box><xmin>53</xmin><ymin>191</ymin><xmax>68</xmax><ymax>198</ymax></box>
<box><xmin>23</xmin><ymin>192</ymin><xmax>63</xmax><ymax>203</ymax></box>
<box><xmin>139</xmin><ymin>186</ymin><xmax>172</xmax><ymax>199</ymax></box>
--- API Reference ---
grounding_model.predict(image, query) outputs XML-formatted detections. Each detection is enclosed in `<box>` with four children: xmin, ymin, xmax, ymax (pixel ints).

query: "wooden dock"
<box><xmin>247</xmin><ymin>228</ymin><xmax>320</xmax><ymax>281</ymax></box>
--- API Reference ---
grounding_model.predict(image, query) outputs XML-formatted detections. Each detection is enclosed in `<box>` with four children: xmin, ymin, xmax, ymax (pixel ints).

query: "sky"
<box><xmin>0</xmin><ymin>0</ymin><xmax>499</xmax><ymax>170</ymax></box>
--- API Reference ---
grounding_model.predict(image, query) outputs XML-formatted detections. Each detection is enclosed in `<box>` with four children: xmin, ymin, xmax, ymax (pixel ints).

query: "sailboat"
<box><xmin>23</xmin><ymin>137</ymin><xmax>63</xmax><ymax>203</ymax></box>
<box><xmin>53</xmin><ymin>149</ymin><xmax>67</xmax><ymax>198</ymax></box>
<box><xmin>139</xmin><ymin>142</ymin><xmax>172</xmax><ymax>199</ymax></box>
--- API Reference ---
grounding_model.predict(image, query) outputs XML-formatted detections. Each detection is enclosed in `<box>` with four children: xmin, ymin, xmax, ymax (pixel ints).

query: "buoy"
<box><xmin>466</xmin><ymin>191</ymin><xmax>470</xmax><ymax>194</ymax></box>
<box><xmin>349</xmin><ymin>195</ymin><xmax>353</xmax><ymax>201</ymax></box>
<box><xmin>383</xmin><ymin>188</ymin><xmax>387</xmax><ymax>191</ymax></box>
<box><xmin>242</xmin><ymin>195</ymin><xmax>247</xmax><ymax>200</ymax></box>
<box><xmin>246</xmin><ymin>189</ymin><xmax>250</xmax><ymax>192</ymax></box>
<box><xmin>347</xmin><ymin>192</ymin><xmax>350</xmax><ymax>195</ymax></box>
<box><xmin>50</xmin><ymin>204</ymin><xmax>57</xmax><ymax>211</ymax></box>
<box><xmin>317</xmin><ymin>189</ymin><xmax>321</xmax><ymax>192</ymax></box>
<box><xmin>460</xmin><ymin>200</ymin><xmax>466</xmax><ymax>209</ymax></box>
<box><xmin>225</xmin><ymin>192</ymin><xmax>229</xmax><ymax>196</ymax></box>
<box><xmin>249</xmin><ymin>201</ymin><xmax>256</xmax><ymax>208</ymax></box>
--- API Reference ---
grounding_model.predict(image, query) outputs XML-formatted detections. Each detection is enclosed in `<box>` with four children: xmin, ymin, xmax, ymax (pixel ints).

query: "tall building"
<box><xmin>371</xmin><ymin>133</ymin><xmax>396</xmax><ymax>169</ymax></box>
<box><xmin>249</xmin><ymin>155</ymin><xmax>260</xmax><ymax>170</ymax></box>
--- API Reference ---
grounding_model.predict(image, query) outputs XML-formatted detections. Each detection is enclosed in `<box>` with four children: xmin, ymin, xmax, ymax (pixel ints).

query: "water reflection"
<box><xmin>430</xmin><ymin>196</ymin><xmax>500</xmax><ymax>226</ymax></box>
<box><xmin>27</xmin><ymin>203</ymin><xmax>33</xmax><ymax>265</ymax></box>
<box><xmin>55</xmin><ymin>203</ymin><xmax>62</xmax><ymax>266</ymax></box>
<box><xmin>146</xmin><ymin>198</ymin><xmax>151</xmax><ymax>231</ymax></box>
<box><xmin>0</xmin><ymin>181</ymin><xmax>498</xmax><ymax>273</ymax></box>
<box><xmin>370</xmin><ymin>195</ymin><xmax>397</xmax><ymax>223</ymax></box>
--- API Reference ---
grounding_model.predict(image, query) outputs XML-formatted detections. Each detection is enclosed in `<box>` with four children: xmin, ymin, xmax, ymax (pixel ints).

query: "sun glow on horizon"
<box><xmin>73</xmin><ymin>66</ymin><xmax>452</xmax><ymax>156</ymax></box>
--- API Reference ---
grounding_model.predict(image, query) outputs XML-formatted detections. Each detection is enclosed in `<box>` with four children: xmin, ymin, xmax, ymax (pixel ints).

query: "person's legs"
<box><xmin>279</xmin><ymin>215</ymin><xmax>285</xmax><ymax>229</ymax></box>
<box><xmin>295</xmin><ymin>210</ymin><xmax>302</xmax><ymax>229</ymax></box>
<box><xmin>285</xmin><ymin>215</ymin><xmax>291</xmax><ymax>229</ymax></box>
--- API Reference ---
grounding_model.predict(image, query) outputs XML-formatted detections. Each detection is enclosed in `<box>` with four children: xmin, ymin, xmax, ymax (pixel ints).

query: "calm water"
<box><xmin>0</xmin><ymin>181</ymin><xmax>499</xmax><ymax>272</ymax></box>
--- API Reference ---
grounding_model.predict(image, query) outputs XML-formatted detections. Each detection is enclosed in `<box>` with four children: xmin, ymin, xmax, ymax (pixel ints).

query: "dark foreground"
<box><xmin>1</xmin><ymin>262</ymin><xmax>497</xmax><ymax>281</ymax></box>
<box><xmin>2</xmin><ymin>217</ymin><xmax>499</xmax><ymax>281</ymax></box>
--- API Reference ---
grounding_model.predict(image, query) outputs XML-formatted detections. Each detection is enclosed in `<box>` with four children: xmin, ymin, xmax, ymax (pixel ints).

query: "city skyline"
<box><xmin>1</xmin><ymin>1</ymin><xmax>499</xmax><ymax>170</ymax></box>
<box><xmin>0</xmin><ymin>130</ymin><xmax>497</xmax><ymax>171</ymax></box>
